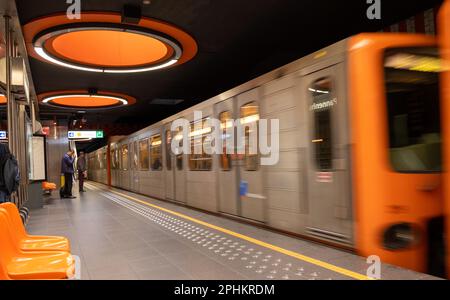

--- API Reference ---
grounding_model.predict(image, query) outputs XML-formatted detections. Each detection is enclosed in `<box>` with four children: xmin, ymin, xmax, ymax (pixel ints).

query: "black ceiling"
<box><xmin>16</xmin><ymin>0</ymin><xmax>443</xmax><ymax>127</ymax></box>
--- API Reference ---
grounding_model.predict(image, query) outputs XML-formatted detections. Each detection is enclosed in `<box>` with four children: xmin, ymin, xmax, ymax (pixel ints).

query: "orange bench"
<box><xmin>0</xmin><ymin>203</ymin><xmax>70</xmax><ymax>252</ymax></box>
<box><xmin>0</xmin><ymin>205</ymin><xmax>74</xmax><ymax>280</ymax></box>
<box><xmin>42</xmin><ymin>182</ymin><xmax>57</xmax><ymax>195</ymax></box>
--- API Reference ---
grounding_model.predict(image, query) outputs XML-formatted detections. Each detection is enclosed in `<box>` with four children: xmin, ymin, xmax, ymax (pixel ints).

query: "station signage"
<box><xmin>68</xmin><ymin>130</ymin><xmax>104</xmax><ymax>139</ymax></box>
<box><xmin>0</xmin><ymin>131</ymin><xmax>7</xmax><ymax>140</ymax></box>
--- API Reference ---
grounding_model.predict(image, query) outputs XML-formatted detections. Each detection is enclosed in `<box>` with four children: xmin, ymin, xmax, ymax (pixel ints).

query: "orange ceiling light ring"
<box><xmin>0</xmin><ymin>94</ymin><xmax>6</xmax><ymax>104</ymax></box>
<box><xmin>45</xmin><ymin>27</ymin><xmax>175</xmax><ymax>68</ymax></box>
<box><xmin>33</xmin><ymin>24</ymin><xmax>183</xmax><ymax>73</ymax></box>
<box><xmin>24</xmin><ymin>12</ymin><xmax>198</xmax><ymax>73</ymax></box>
<box><xmin>38</xmin><ymin>90</ymin><xmax>136</xmax><ymax>110</ymax></box>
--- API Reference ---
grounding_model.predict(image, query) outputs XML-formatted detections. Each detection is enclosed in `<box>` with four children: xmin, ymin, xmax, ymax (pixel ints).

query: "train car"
<box><xmin>88</xmin><ymin>27</ymin><xmax>449</xmax><ymax>276</ymax></box>
<box><xmin>87</xmin><ymin>146</ymin><xmax>108</xmax><ymax>185</ymax></box>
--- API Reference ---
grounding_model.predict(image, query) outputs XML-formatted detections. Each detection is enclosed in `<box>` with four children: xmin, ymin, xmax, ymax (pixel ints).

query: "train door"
<box><xmin>164</xmin><ymin>126</ymin><xmax>176</xmax><ymax>200</ymax></box>
<box><xmin>131</xmin><ymin>139</ymin><xmax>139</xmax><ymax>192</ymax></box>
<box><xmin>173</xmin><ymin>122</ymin><xmax>186</xmax><ymax>203</ymax></box>
<box><xmin>304</xmin><ymin>63</ymin><xmax>353</xmax><ymax>243</ymax></box>
<box><xmin>215</xmin><ymin>98</ymin><xmax>239</xmax><ymax>216</ymax></box>
<box><xmin>236</xmin><ymin>89</ymin><xmax>265</xmax><ymax>222</ymax></box>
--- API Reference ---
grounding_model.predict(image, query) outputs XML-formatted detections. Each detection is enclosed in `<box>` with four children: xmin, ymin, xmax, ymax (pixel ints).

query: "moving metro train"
<box><xmin>88</xmin><ymin>2</ymin><xmax>450</xmax><ymax>278</ymax></box>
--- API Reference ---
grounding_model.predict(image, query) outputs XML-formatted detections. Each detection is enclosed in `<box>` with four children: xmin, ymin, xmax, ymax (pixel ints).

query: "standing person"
<box><xmin>76</xmin><ymin>151</ymin><xmax>87</xmax><ymax>193</ymax></box>
<box><xmin>61</xmin><ymin>149</ymin><xmax>76</xmax><ymax>199</ymax></box>
<box><xmin>0</xmin><ymin>143</ymin><xmax>20</xmax><ymax>203</ymax></box>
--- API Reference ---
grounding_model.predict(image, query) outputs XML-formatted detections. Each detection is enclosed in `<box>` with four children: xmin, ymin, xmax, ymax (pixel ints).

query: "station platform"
<box><xmin>25</xmin><ymin>181</ymin><xmax>438</xmax><ymax>280</ymax></box>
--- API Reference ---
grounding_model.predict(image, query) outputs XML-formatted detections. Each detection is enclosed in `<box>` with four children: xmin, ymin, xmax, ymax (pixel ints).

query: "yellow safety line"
<box><xmin>95</xmin><ymin>184</ymin><xmax>370</xmax><ymax>280</ymax></box>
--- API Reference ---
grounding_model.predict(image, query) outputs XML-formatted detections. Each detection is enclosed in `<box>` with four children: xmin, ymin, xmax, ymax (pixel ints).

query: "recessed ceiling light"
<box><xmin>39</xmin><ymin>91</ymin><xmax>136</xmax><ymax>110</ymax></box>
<box><xmin>24</xmin><ymin>13</ymin><xmax>198</xmax><ymax>74</ymax></box>
<box><xmin>33</xmin><ymin>26</ymin><xmax>182</xmax><ymax>73</ymax></box>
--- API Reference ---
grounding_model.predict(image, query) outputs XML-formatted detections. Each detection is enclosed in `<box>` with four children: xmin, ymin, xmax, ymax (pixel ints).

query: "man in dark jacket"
<box><xmin>76</xmin><ymin>151</ymin><xmax>87</xmax><ymax>193</ymax></box>
<box><xmin>0</xmin><ymin>143</ymin><xmax>12</xmax><ymax>202</ymax></box>
<box><xmin>0</xmin><ymin>143</ymin><xmax>20</xmax><ymax>203</ymax></box>
<box><xmin>61</xmin><ymin>149</ymin><xmax>76</xmax><ymax>199</ymax></box>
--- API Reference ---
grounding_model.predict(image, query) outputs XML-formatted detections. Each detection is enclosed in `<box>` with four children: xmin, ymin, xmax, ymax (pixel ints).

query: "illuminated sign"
<box><xmin>68</xmin><ymin>130</ymin><xmax>104</xmax><ymax>139</ymax></box>
<box><xmin>385</xmin><ymin>53</ymin><xmax>443</xmax><ymax>73</ymax></box>
<box><xmin>0</xmin><ymin>131</ymin><xmax>7</xmax><ymax>140</ymax></box>
<box><xmin>309</xmin><ymin>98</ymin><xmax>337</xmax><ymax>111</ymax></box>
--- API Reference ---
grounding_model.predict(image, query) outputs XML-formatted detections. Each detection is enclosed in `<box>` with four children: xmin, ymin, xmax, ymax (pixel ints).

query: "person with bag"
<box><xmin>0</xmin><ymin>143</ymin><xmax>20</xmax><ymax>203</ymax></box>
<box><xmin>76</xmin><ymin>151</ymin><xmax>87</xmax><ymax>193</ymax></box>
<box><xmin>60</xmin><ymin>149</ymin><xmax>76</xmax><ymax>199</ymax></box>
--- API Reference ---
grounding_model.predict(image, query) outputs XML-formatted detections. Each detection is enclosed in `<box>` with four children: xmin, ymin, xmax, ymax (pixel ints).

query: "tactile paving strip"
<box><xmin>98</xmin><ymin>190</ymin><xmax>344</xmax><ymax>280</ymax></box>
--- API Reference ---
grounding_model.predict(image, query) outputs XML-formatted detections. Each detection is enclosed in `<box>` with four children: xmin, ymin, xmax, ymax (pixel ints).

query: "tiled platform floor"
<box><xmin>25</xmin><ymin>181</ymin><xmax>439</xmax><ymax>280</ymax></box>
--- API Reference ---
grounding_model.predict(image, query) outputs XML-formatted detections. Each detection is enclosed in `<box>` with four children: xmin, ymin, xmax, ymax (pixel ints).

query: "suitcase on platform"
<box><xmin>59</xmin><ymin>175</ymin><xmax>65</xmax><ymax>198</ymax></box>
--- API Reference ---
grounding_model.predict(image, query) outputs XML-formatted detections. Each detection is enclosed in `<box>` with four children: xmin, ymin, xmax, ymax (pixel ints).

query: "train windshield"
<box><xmin>384</xmin><ymin>47</ymin><xmax>442</xmax><ymax>172</ymax></box>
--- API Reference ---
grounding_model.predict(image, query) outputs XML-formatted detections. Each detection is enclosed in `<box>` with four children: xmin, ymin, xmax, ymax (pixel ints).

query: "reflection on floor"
<box><xmin>25</xmin><ymin>181</ymin><xmax>438</xmax><ymax>280</ymax></box>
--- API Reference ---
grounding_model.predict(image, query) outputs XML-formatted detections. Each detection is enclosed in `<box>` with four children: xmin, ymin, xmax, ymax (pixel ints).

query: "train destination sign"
<box><xmin>68</xmin><ymin>130</ymin><xmax>104</xmax><ymax>139</ymax></box>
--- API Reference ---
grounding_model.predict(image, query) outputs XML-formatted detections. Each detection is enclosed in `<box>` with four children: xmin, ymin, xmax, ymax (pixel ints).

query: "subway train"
<box><xmin>88</xmin><ymin>4</ymin><xmax>450</xmax><ymax>278</ymax></box>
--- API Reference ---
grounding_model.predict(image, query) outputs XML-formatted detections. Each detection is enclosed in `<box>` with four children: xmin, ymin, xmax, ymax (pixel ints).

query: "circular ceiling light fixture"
<box><xmin>24</xmin><ymin>12</ymin><xmax>197</xmax><ymax>73</ymax></box>
<box><xmin>38</xmin><ymin>90</ymin><xmax>136</xmax><ymax>110</ymax></box>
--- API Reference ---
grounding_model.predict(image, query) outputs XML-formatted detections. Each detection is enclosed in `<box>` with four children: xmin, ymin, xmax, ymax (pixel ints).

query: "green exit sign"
<box><xmin>96</xmin><ymin>131</ymin><xmax>104</xmax><ymax>138</ymax></box>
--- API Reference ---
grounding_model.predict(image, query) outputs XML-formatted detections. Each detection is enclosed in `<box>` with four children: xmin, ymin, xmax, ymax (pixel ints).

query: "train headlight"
<box><xmin>382</xmin><ymin>223</ymin><xmax>419</xmax><ymax>250</ymax></box>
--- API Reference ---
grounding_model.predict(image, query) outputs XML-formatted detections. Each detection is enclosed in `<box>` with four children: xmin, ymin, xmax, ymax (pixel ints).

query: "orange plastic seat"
<box><xmin>0</xmin><ymin>203</ymin><xmax>70</xmax><ymax>252</ymax></box>
<box><xmin>42</xmin><ymin>182</ymin><xmax>57</xmax><ymax>190</ymax></box>
<box><xmin>0</xmin><ymin>213</ymin><xmax>75</xmax><ymax>280</ymax></box>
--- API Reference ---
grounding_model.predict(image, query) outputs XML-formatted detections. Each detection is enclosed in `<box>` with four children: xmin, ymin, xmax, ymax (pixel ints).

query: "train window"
<box><xmin>240</xmin><ymin>102</ymin><xmax>259</xmax><ymax>171</ymax></box>
<box><xmin>115</xmin><ymin>149</ymin><xmax>120</xmax><ymax>170</ymax></box>
<box><xmin>189</xmin><ymin>118</ymin><xmax>213</xmax><ymax>171</ymax></box>
<box><xmin>102</xmin><ymin>152</ymin><xmax>106</xmax><ymax>169</ymax></box>
<box><xmin>150</xmin><ymin>135</ymin><xmax>163</xmax><ymax>171</ymax></box>
<box><xmin>384</xmin><ymin>47</ymin><xmax>442</xmax><ymax>172</ymax></box>
<box><xmin>139</xmin><ymin>139</ymin><xmax>149</xmax><ymax>170</ymax></box>
<box><xmin>110</xmin><ymin>149</ymin><xmax>115</xmax><ymax>169</ymax></box>
<box><xmin>121</xmin><ymin>145</ymin><xmax>129</xmax><ymax>171</ymax></box>
<box><xmin>118</xmin><ymin>148</ymin><xmax>123</xmax><ymax>170</ymax></box>
<box><xmin>96</xmin><ymin>153</ymin><xmax>101</xmax><ymax>169</ymax></box>
<box><xmin>166</xmin><ymin>130</ymin><xmax>172</xmax><ymax>171</ymax></box>
<box><xmin>310</xmin><ymin>77</ymin><xmax>334</xmax><ymax>171</ymax></box>
<box><xmin>176</xmin><ymin>155</ymin><xmax>183</xmax><ymax>170</ymax></box>
<box><xmin>175</xmin><ymin>128</ymin><xmax>183</xmax><ymax>170</ymax></box>
<box><xmin>133</xmin><ymin>141</ymin><xmax>138</xmax><ymax>170</ymax></box>
<box><xmin>219</xmin><ymin>111</ymin><xmax>233</xmax><ymax>171</ymax></box>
